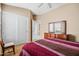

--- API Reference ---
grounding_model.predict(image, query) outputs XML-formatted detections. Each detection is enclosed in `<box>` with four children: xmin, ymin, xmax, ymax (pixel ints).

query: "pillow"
<box><xmin>44</xmin><ymin>33</ymin><xmax>55</xmax><ymax>39</ymax></box>
<box><xmin>47</xmin><ymin>33</ymin><xmax>51</xmax><ymax>39</ymax></box>
<box><xmin>44</xmin><ymin>33</ymin><xmax>51</xmax><ymax>39</ymax></box>
<box><xmin>50</xmin><ymin>33</ymin><xmax>55</xmax><ymax>39</ymax></box>
<box><xmin>56</xmin><ymin>34</ymin><xmax>67</xmax><ymax>40</ymax></box>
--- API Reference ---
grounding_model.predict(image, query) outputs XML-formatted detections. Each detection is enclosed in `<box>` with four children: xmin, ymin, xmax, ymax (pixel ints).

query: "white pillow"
<box><xmin>4</xmin><ymin>42</ymin><xmax>14</xmax><ymax>47</ymax></box>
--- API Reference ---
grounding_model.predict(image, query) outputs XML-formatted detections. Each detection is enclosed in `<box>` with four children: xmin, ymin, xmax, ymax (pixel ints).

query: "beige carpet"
<box><xmin>0</xmin><ymin>44</ymin><xmax>24</xmax><ymax>56</ymax></box>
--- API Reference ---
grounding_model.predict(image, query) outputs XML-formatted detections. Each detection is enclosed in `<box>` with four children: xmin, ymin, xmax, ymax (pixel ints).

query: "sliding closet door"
<box><xmin>17</xmin><ymin>15</ymin><xmax>28</xmax><ymax>44</ymax></box>
<box><xmin>2</xmin><ymin>11</ymin><xmax>28</xmax><ymax>45</ymax></box>
<box><xmin>2</xmin><ymin>12</ymin><xmax>18</xmax><ymax>44</ymax></box>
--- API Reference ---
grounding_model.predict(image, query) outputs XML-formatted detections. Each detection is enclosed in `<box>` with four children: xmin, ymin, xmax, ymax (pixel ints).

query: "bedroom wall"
<box><xmin>1</xmin><ymin>4</ymin><xmax>32</xmax><ymax>44</ymax></box>
<box><xmin>37</xmin><ymin>3</ymin><xmax>79</xmax><ymax>42</ymax></box>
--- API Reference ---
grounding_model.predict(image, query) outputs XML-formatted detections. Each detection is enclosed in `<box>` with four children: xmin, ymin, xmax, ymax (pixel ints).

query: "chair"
<box><xmin>0</xmin><ymin>40</ymin><xmax>15</xmax><ymax>56</ymax></box>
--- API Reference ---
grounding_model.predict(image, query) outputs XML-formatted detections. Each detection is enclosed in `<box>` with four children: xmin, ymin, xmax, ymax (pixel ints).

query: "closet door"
<box><xmin>2</xmin><ymin>12</ymin><xmax>18</xmax><ymax>44</ymax></box>
<box><xmin>17</xmin><ymin>15</ymin><xmax>28</xmax><ymax>44</ymax></box>
<box><xmin>2</xmin><ymin>12</ymin><xmax>28</xmax><ymax>45</ymax></box>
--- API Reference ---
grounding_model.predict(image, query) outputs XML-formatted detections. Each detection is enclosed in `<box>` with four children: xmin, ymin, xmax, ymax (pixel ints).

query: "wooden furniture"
<box><xmin>44</xmin><ymin>33</ymin><xmax>67</xmax><ymax>40</ymax></box>
<box><xmin>0</xmin><ymin>40</ymin><xmax>15</xmax><ymax>56</ymax></box>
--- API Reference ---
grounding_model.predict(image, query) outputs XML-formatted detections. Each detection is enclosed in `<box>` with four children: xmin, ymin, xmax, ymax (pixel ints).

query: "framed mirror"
<box><xmin>48</xmin><ymin>21</ymin><xmax>66</xmax><ymax>34</ymax></box>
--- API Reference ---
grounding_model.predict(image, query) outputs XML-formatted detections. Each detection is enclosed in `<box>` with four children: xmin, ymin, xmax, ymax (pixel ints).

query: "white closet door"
<box><xmin>2</xmin><ymin>12</ymin><xmax>28</xmax><ymax>45</ymax></box>
<box><xmin>2</xmin><ymin>12</ymin><xmax>18</xmax><ymax>44</ymax></box>
<box><xmin>17</xmin><ymin>15</ymin><xmax>28</xmax><ymax>44</ymax></box>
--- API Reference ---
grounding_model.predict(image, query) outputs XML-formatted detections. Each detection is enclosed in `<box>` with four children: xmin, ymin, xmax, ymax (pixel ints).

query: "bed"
<box><xmin>20</xmin><ymin>38</ymin><xmax>79</xmax><ymax>56</ymax></box>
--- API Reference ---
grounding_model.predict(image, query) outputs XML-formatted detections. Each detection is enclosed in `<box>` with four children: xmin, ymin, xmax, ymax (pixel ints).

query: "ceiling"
<box><xmin>5</xmin><ymin>3</ymin><xmax>65</xmax><ymax>15</ymax></box>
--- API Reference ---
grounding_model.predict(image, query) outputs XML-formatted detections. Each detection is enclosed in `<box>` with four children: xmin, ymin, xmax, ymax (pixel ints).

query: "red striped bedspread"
<box><xmin>20</xmin><ymin>39</ymin><xmax>79</xmax><ymax>56</ymax></box>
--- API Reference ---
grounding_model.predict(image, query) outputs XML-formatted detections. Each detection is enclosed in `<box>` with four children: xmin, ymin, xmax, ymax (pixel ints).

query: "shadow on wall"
<box><xmin>67</xmin><ymin>34</ymin><xmax>76</xmax><ymax>42</ymax></box>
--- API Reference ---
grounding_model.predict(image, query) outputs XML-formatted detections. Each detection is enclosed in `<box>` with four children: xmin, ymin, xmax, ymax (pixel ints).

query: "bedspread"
<box><xmin>20</xmin><ymin>39</ymin><xmax>79</xmax><ymax>56</ymax></box>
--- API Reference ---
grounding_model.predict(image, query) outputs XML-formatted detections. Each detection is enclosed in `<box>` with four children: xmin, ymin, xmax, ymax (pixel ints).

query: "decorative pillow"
<box><xmin>47</xmin><ymin>33</ymin><xmax>51</xmax><ymax>39</ymax></box>
<box><xmin>44</xmin><ymin>33</ymin><xmax>48</xmax><ymax>39</ymax></box>
<box><xmin>44</xmin><ymin>33</ymin><xmax>56</xmax><ymax>39</ymax></box>
<box><xmin>50</xmin><ymin>33</ymin><xmax>55</xmax><ymax>39</ymax></box>
<box><xmin>56</xmin><ymin>34</ymin><xmax>67</xmax><ymax>40</ymax></box>
<box><xmin>44</xmin><ymin>33</ymin><xmax>51</xmax><ymax>39</ymax></box>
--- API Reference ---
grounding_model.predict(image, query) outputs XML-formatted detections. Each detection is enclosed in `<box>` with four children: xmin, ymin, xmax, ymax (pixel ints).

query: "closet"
<box><xmin>2</xmin><ymin>11</ymin><xmax>28</xmax><ymax>45</ymax></box>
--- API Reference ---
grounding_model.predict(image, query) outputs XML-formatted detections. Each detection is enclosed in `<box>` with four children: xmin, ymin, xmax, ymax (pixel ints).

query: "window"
<box><xmin>48</xmin><ymin>21</ymin><xmax>66</xmax><ymax>34</ymax></box>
